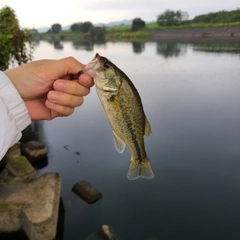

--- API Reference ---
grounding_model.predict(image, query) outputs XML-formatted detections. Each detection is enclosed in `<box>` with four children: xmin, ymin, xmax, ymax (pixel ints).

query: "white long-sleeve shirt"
<box><xmin>0</xmin><ymin>71</ymin><xmax>31</xmax><ymax>160</ymax></box>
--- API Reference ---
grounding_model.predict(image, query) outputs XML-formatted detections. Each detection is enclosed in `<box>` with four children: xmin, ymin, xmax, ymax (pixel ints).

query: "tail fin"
<box><xmin>127</xmin><ymin>157</ymin><xmax>154</xmax><ymax>180</ymax></box>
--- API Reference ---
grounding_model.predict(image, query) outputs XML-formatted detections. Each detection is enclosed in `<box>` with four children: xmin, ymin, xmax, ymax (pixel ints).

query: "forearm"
<box><xmin>0</xmin><ymin>71</ymin><xmax>31</xmax><ymax>160</ymax></box>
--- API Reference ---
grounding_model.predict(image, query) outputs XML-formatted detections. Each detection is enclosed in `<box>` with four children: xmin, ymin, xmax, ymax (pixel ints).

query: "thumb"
<box><xmin>44</xmin><ymin>57</ymin><xmax>84</xmax><ymax>79</ymax></box>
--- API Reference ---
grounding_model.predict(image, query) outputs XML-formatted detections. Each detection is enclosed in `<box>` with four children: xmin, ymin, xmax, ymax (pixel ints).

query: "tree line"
<box><xmin>156</xmin><ymin>8</ymin><xmax>240</xmax><ymax>26</ymax></box>
<box><xmin>190</xmin><ymin>8</ymin><xmax>240</xmax><ymax>24</ymax></box>
<box><xmin>45</xmin><ymin>8</ymin><xmax>240</xmax><ymax>37</ymax></box>
<box><xmin>48</xmin><ymin>18</ymin><xmax>146</xmax><ymax>34</ymax></box>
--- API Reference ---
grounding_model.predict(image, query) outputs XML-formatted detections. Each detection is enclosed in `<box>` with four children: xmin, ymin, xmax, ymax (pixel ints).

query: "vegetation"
<box><xmin>157</xmin><ymin>10</ymin><xmax>189</xmax><ymax>26</ymax></box>
<box><xmin>132</xmin><ymin>18</ymin><xmax>145</xmax><ymax>31</ymax></box>
<box><xmin>191</xmin><ymin>8</ymin><xmax>240</xmax><ymax>24</ymax></box>
<box><xmin>145</xmin><ymin>21</ymin><xmax>240</xmax><ymax>31</ymax></box>
<box><xmin>0</xmin><ymin>6</ymin><xmax>33</xmax><ymax>70</ymax></box>
<box><xmin>156</xmin><ymin>8</ymin><xmax>240</xmax><ymax>28</ymax></box>
<box><xmin>51</xmin><ymin>23</ymin><xmax>62</xmax><ymax>33</ymax></box>
<box><xmin>35</xmin><ymin>8</ymin><xmax>240</xmax><ymax>43</ymax></box>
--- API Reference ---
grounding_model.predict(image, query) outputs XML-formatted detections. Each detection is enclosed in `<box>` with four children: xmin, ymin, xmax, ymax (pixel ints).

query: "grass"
<box><xmin>145</xmin><ymin>21</ymin><xmax>240</xmax><ymax>30</ymax></box>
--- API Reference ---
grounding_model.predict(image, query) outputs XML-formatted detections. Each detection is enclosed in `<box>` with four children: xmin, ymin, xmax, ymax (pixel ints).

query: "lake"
<box><xmin>25</xmin><ymin>39</ymin><xmax>240</xmax><ymax>239</ymax></box>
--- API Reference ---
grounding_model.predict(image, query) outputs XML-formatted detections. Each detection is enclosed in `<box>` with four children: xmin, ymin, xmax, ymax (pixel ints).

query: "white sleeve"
<box><xmin>0</xmin><ymin>71</ymin><xmax>31</xmax><ymax>160</ymax></box>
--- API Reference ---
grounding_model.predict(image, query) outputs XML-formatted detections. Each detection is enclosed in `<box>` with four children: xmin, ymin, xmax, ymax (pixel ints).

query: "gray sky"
<box><xmin>2</xmin><ymin>0</ymin><xmax>240</xmax><ymax>28</ymax></box>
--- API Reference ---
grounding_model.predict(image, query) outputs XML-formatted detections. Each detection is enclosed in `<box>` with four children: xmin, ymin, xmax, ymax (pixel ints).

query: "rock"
<box><xmin>0</xmin><ymin>155</ymin><xmax>36</xmax><ymax>182</ymax></box>
<box><xmin>0</xmin><ymin>143</ymin><xmax>21</xmax><ymax>169</ymax></box>
<box><xmin>72</xmin><ymin>180</ymin><xmax>102</xmax><ymax>204</ymax></box>
<box><xmin>0</xmin><ymin>173</ymin><xmax>61</xmax><ymax>240</ymax></box>
<box><xmin>85</xmin><ymin>225</ymin><xmax>117</xmax><ymax>240</ymax></box>
<box><xmin>21</xmin><ymin>140</ymin><xmax>47</xmax><ymax>163</ymax></box>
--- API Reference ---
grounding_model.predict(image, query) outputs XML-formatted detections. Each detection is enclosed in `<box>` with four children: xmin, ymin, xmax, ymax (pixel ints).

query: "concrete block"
<box><xmin>0</xmin><ymin>173</ymin><xmax>61</xmax><ymax>240</ymax></box>
<box><xmin>0</xmin><ymin>143</ymin><xmax>21</xmax><ymax>169</ymax></box>
<box><xmin>0</xmin><ymin>155</ymin><xmax>36</xmax><ymax>182</ymax></box>
<box><xmin>21</xmin><ymin>140</ymin><xmax>47</xmax><ymax>163</ymax></box>
<box><xmin>72</xmin><ymin>180</ymin><xmax>102</xmax><ymax>204</ymax></box>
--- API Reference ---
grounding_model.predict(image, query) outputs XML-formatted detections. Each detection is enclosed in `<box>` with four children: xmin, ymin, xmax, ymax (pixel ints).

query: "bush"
<box><xmin>132</xmin><ymin>18</ymin><xmax>145</xmax><ymax>31</ymax></box>
<box><xmin>0</xmin><ymin>6</ymin><xmax>33</xmax><ymax>70</ymax></box>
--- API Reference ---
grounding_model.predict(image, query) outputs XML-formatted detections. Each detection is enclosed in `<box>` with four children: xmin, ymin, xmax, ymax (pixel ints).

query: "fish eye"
<box><xmin>104</xmin><ymin>62</ymin><xmax>110</xmax><ymax>68</ymax></box>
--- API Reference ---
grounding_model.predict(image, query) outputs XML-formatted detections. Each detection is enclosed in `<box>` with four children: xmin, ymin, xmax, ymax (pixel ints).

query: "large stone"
<box><xmin>0</xmin><ymin>155</ymin><xmax>36</xmax><ymax>182</ymax></box>
<box><xmin>72</xmin><ymin>180</ymin><xmax>102</xmax><ymax>204</ymax></box>
<box><xmin>0</xmin><ymin>143</ymin><xmax>21</xmax><ymax>169</ymax></box>
<box><xmin>85</xmin><ymin>225</ymin><xmax>117</xmax><ymax>240</ymax></box>
<box><xmin>0</xmin><ymin>173</ymin><xmax>61</xmax><ymax>240</ymax></box>
<box><xmin>21</xmin><ymin>140</ymin><xmax>47</xmax><ymax>163</ymax></box>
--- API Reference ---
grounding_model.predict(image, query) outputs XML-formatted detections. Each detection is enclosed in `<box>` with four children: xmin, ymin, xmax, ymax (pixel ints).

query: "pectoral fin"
<box><xmin>144</xmin><ymin>116</ymin><xmax>152</xmax><ymax>136</ymax></box>
<box><xmin>113</xmin><ymin>130</ymin><xmax>125</xmax><ymax>153</ymax></box>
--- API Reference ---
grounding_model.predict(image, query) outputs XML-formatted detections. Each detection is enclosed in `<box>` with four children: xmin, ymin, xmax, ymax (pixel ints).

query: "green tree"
<box><xmin>70</xmin><ymin>22</ymin><xmax>83</xmax><ymax>32</ymax></box>
<box><xmin>157</xmin><ymin>9</ymin><xmax>186</xmax><ymax>26</ymax></box>
<box><xmin>132</xmin><ymin>18</ymin><xmax>145</xmax><ymax>31</ymax></box>
<box><xmin>51</xmin><ymin>23</ymin><xmax>62</xmax><ymax>33</ymax></box>
<box><xmin>80</xmin><ymin>21</ymin><xmax>93</xmax><ymax>33</ymax></box>
<box><xmin>0</xmin><ymin>6</ymin><xmax>33</xmax><ymax>70</ymax></box>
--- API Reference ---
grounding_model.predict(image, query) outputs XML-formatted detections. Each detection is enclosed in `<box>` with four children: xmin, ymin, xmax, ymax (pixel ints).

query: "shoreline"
<box><xmin>149</xmin><ymin>26</ymin><xmax>240</xmax><ymax>42</ymax></box>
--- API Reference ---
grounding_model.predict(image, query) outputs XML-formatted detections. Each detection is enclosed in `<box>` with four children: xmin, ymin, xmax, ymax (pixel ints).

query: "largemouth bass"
<box><xmin>82</xmin><ymin>53</ymin><xmax>154</xmax><ymax>180</ymax></box>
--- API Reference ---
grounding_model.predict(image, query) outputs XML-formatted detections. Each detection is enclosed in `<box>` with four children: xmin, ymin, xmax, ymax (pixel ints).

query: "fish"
<box><xmin>82</xmin><ymin>53</ymin><xmax>154</xmax><ymax>180</ymax></box>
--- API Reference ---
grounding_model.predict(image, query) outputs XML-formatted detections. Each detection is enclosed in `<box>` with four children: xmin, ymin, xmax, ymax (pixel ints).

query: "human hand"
<box><xmin>4</xmin><ymin>57</ymin><xmax>94</xmax><ymax>120</ymax></box>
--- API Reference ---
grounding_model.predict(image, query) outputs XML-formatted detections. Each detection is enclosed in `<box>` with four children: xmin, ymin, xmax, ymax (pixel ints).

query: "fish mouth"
<box><xmin>88</xmin><ymin>53</ymin><xmax>101</xmax><ymax>69</ymax></box>
<box><xmin>81</xmin><ymin>53</ymin><xmax>101</xmax><ymax>76</ymax></box>
<box><xmin>89</xmin><ymin>53</ymin><xmax>100</xmax><ymax>69</ymax></box>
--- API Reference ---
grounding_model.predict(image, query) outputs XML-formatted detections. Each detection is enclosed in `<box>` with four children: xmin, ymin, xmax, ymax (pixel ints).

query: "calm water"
<box><xmin>27</xmin><ymin>40</ymin><xmax>240</xmax><ymax>239</ymax></box>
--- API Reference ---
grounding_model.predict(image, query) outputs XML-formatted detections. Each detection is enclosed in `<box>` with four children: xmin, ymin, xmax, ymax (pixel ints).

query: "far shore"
<box><xmin>36</xmin><ymin>26</ymin><xmax>240</xmax><ymax>43</ymax></box>
<box><xmin>149</xmin><ymin>26</ymin><xmax>240</xmax><ymax>41</ymax></box>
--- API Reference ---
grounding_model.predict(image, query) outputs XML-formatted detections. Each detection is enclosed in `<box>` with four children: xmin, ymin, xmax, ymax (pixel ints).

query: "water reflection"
<box><xmin>22</xmin><ymin>122</ymin><xmax>49</xmax><ymax>169</ymax></box>
<box><xmin>36</xmin><ymin>39</ymin><xmax>240</xmax><ymax>57</ymax></box>
<box><xmin>72</xmin><ymin>40</ymin><xmax>94</xmax><ymax>51</ymax></box>
<box><xmin>53</xmin><ymin>40</ymin><xmax>64</xmax><ymax>50</ymax></box>
<box><xmin>132</xmin><ymin>41</ymin><xmax>145</xmax><ymax>54</ymax></box>
<box><xmin>156</xmin><ymin>42</ymin><xmax>187</xmax><ymax>58</ymax></box>
<box><xmin>192</xmin><ymin>42</ymin><xmax>240</xmax><ymax>53</ymax></box>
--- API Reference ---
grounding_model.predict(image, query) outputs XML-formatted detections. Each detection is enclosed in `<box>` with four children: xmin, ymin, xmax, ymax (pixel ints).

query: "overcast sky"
<box><xmin>1</xmin><ymin>0</ymin><xmax>239</xmax><ymax>29</ymax></box>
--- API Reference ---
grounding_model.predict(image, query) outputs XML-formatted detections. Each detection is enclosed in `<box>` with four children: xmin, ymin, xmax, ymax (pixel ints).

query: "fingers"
<box><xmin>54</xmin><ymin>79</ymin><xmax>91</xmax><ymax>96</ymax></box>
<box><xmin>79</xmin><ymin>73</ymin><xmax>94</xmax><ymax>88</ymax></box>
<box><xmin>47</xmin><ymin>91</ymin><xmax>84</xmax><ymax>108</ymax></box>
<box><xmin>45</xmin><ymin>100</ymin><xmax>75</xmax><ymax>117</ymax></box>
<box><xmin>45</xmin><ymin>77</ymin><xmax>92</xmax><ymax>118</ymax></box>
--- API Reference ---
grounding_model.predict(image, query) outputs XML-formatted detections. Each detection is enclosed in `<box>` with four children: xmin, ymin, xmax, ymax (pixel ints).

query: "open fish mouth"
<box><xmin>81</xmin><ymin>53</ymin><xmax>101</xmax><ymax>76</ymax></box>
<box><xmin>89</xmin><ymin>53</ymin><xmax>100</xmax><ymax>69</ymax></box>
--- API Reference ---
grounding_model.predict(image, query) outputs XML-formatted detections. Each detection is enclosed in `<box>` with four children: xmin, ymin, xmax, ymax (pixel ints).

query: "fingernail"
<box><xmin>55</xmin><ymin>81</ymin><xmax>65</xmax><ymax>91</ymax></box>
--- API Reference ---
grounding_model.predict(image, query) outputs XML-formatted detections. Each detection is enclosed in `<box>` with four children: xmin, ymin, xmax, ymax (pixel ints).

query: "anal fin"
<box><xmin>144</xmin><ymin>116</ymin><xmax>152</xmax><ymax>136</ymax></box>
<box><xmin>113</xmin><ymin>130</ymin><xmax>125</xmax><ymax>153</ymax></box>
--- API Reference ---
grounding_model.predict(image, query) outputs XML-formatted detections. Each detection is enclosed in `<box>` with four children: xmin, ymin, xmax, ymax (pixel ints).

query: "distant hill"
<box><xmin>37</xmin><ymin>25</ymin><xmax>71</xmax><ymax>33</ymax></box>
<box><xmin>37</xmin><ymin>27</ymin><xmax>50</xmax><ymax>33</ymax></box>
<box><xmin>94</xmin><ymin>19</ymin><xmax>133</xmax><ymax>27</ymax></box>
<box><xmin>37</xmin><ymin>19</ymin><xmax>134</xmax><ymax>32</ymax></box>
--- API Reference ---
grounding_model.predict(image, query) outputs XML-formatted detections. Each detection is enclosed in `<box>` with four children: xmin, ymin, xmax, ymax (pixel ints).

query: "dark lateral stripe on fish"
<box><xmin>121</xmin><ymin>105</ymin><xmax>142</xmax><ymax>160</ymax></box>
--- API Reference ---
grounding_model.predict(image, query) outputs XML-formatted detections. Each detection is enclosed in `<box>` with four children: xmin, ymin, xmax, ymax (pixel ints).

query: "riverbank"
<box><xmin>149</xmin><ymin>26</ymin><xmax>240</xmax><ymax>41</ymax></box>
<box><xmin>35</xmin><ymin>26</ymin><xmax>240</xmax><ymax>43</ymax></box>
